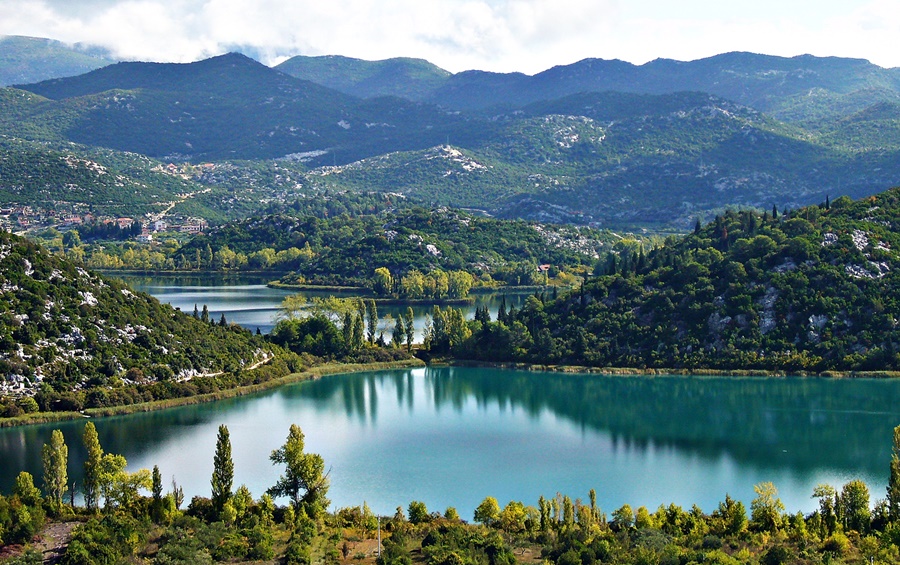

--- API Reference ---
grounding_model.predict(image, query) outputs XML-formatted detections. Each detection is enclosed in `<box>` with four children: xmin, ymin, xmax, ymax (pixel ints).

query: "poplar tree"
<box><xmin>82</xmin><ymin>422</ymin><xmax>103</xmax><ymax>511</ymax></box>
<box><xmin>42</xmin><ymin>429</ymin><xmax>68</xmax><ymax>510</ymax></box>
<box><xmin>403</xmin><ymin>307</ymin><xmax>415</xmax><ymax>352</ymax></box>
<box><xmin>366</xmin><ymin>299</ymin><xmax>378</xmax><ymax>344</ymax></box>
<box><xmin>392</xmin><ymin>316</ymin><xmax>404</xmax><ymax>348</ymax></box>
<box><xmin>888</xmin><ymin>425</ymin><xmax>900</xmax><ymax>521</ymax></box>
<box><xmin>211</xmin><ymin>424</ymin><xmax>234</xmax><ymax>513</ymax></box>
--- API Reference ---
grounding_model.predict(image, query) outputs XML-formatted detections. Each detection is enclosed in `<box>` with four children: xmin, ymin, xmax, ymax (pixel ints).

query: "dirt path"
<box><xmin>33</xmin><ymin>521</ymin><xmax>79</xmax><ymax>564</ymax></box>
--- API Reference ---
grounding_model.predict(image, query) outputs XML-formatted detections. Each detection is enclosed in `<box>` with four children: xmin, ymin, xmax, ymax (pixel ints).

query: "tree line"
<box><xmin>5</xmin><ymin>422</ymin><xmax>900</xmax><ymax>563</ymax></box>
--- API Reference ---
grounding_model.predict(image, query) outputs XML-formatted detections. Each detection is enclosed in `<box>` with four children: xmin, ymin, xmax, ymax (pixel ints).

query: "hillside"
<box><xmin>172</xmin><ymin>204</ymin><xmax>617</xmax><ymax>287</ymax></box>
<box><xmin>10</xmin><ymin>53</ymin><xmax>467</xmax><ymax>163</ymax></box>
<box><xmin>275</xmin><ymin>54</ymin><xmax>451</xmax><ymax>100</ymax></box>
<box><xmin>308</xmin><ymin>94</ymin><xmax>900</xmax><ymax>228</ymax></box>
<box><xmin>455</xmin><ymin>188</ymin><xmax>900</xmax><ymax>372</ymax></box>
<box><xmin>0</xmin><ymin>135</ymin><xmax>211</xmax><ymax>217</ymax></box>
<box><xmin>0</xmin><ymin>35</ymin><xmax>114</xmax><ymax>87</ymax></box>
<box><xmin>3</xmin><ymin>51</ymin><xmax>900</xmax><ymax>230</ymax></box>
<box><xmin>0</xmin><ymin>231</ymin><xmax>282</xmax><ymax>415</ymax></box>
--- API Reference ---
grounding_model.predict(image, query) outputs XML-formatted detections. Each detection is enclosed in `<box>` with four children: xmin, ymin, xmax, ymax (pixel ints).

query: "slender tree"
<box><xmin>841</xmin><ymin>479</ymin><xmax>871</xmax><ymax>533</ymax></box>
<box><xmin>42</xmin><ymin>429</ymin><xmax>68</xmax><ymax>510</ymax></box>
<box><xmin>211</xmin><ymin>424</ymin><xmax>234</xmax><ymax>513</ymax></box>
<box><xmin>366</xmin><ymin>299</ymin><xmax>378</xmax><ymax>344</ymax></box>
<box><xmin>403</xmin><ymin>307</ymin><xmax>415</xmax><ymax>353</ymax></box>
<box><xmin>889</xmin><ymin>425</ymin><xmax>900</xmax><ymax>521</ymax></box>
<box><xmin>150</xmin><ymin>465</ymin><xmax>164</xmax><ymax>522</ymax></box>
<box><xmin>82</xmin><ymin>422</ymin><xmax>103</xmax><ymax>511</ymax></box>
<box><xmin>391</xmin><ymin>316</ymin><xmax>404</xmax><ymax>348</ymax></box>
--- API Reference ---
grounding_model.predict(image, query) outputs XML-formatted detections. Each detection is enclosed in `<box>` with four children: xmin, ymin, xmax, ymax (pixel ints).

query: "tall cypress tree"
<box><xmin>211</xmin><ymin>424</ymin><xmax>234</xmax><ymax>513</ymax></box>
<box><xmin>82</xmin><ymin>422</ymin><xmax>103</xmax><ymax>511</ymax></box>
<box><xmin>403</xmin><ymin>308</ymin><xmax>415</xmax><ymax>353</ymax></box>
<box><xmin>366</xmin><ymin>299</ymin><xmax>378</xmax><ymax>344</ymax></box>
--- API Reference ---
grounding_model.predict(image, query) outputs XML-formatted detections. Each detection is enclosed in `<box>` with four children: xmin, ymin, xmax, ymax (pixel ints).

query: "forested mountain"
<box><xmin>0</xmin><ymin>231</ymin><xmax>283</xmax><ymax>415</ymax></box>
<box><xmin>2</xmin><ymin>49</ymin><xmax>900</xmax><ymax>229</ymax></box>
<box><xmin>275</xmin><ymin>54</ymin><xmax>451</xmax><ymax>100</ymax></box>
<box><xmin>308</xmin><ymin>94</ymin><xmax>900</xmax><ymax>227</ymax></box>
<box><xmin>279</xmin><ymin>51</ymin><xmax>900</xmax><ymax>122</ymax></box>
<box><xmin>173</xmin><ymin>204</ymin><xmax>613</xmax><ymax>287</ymax></box>
<box><xmin>0</xmin><ymin>35</ymin><xmax>114</xmax><ymax>87</ymax></box>
<box><xmin>453</xmin><ymin>188</ymin><xmax>900</xmax><ymax>372</ymax></box>
<box><xmin>8</xmin><ymin>53</ymin><xmax>468</xmax><ymax>163</ymax></box>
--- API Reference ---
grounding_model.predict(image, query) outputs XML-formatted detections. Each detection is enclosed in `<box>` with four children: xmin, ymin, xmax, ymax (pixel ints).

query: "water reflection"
<box><xmin>2</xmin><ymin>367</ymin><xmax>897</xmax><ymax>517</ymax></box>
<box><xmin>112</xmin><ymin>273</ymin><xmax>530</xmax><ymax>338</ymax></box>
<box><xmin>291</xmin><ymin>368</ymin><xmax>900</xmax><ymax>476</ymax></box>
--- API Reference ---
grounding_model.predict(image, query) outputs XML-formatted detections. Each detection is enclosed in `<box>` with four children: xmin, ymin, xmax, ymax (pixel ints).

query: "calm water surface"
<box><xmin>1</xmin><ymin>367</ymin><xmax>897</xmax><ymax>518</ymax></box>
<box><xmin>113</xmin><ymin>273</ymin><xmax>529</xmax><ymax>337</ymax></box>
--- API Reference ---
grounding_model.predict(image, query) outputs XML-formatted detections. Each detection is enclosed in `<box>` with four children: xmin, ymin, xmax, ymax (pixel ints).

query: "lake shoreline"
<box><xmin>440</xmin><ymin>359</ymin><xmax>900</xmax><ymax>379</ymax></box>
<box><xmin>0</xmin><ymin>358</ymin><xmax>425</xmax><ymax>429</ymax></box>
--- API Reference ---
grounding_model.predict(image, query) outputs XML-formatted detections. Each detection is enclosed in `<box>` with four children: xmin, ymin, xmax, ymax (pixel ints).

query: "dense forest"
<box><xmin>2</xmin><ymin>420</ymin><xmax>900</xmax><ymax>564</ymax></box>
<box><xmin>415</xmin><ymin>189</ymin><xmax>900</xmax><ymax>372</ymax></box>
<box><xmin>160</xmin><ymin>204</ymin><xmax>622</xmax><ymax>289</ymax></box>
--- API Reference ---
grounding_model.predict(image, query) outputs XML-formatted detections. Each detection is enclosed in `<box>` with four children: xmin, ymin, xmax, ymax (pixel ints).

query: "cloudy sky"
<box><xmin>1</xmin><ymin>0</ymin><xmax>898</xmax><ymax>73</ymax></box>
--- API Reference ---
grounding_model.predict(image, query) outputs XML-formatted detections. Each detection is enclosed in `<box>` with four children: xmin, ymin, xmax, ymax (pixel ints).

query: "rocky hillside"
<box><xmin>0</xmin><ymin>231</ymin><xmax>277</xmax><ymax>414</ymax></box>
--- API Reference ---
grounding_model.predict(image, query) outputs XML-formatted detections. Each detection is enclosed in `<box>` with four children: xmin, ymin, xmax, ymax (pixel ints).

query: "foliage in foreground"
<box><xmin>5</xmin><ymin>424</ymin><xmax>900</xmax><ymax>564</ymax></box>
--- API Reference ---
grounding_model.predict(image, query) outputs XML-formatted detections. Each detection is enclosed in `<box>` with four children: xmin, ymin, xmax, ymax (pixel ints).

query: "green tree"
<box><xmin>812</xmin><ymin>484</ymin><xmax>838</xmax><ymax>536</ymax></box>
<box><xmin>41</xmin><ymin>429</ymin><xmax>68</xmax><ymax>510</ymax></box>
<box><xmin>211</xmin><ymin>424</ymin><xmax>234</xmax><ymax>513</ymax></box>
<box><xmin>150</xmin><ymin>465</ymin><xmax>164</xmax><ymax>523</ymax></box>
<box><xmin>611</xmin><ymin>504</ymin><xmax>634</xmax><ymax>531</ymax></box>
<box><xmin>713</xmin><ymin>495</ymin><xmax>747</xmax><ymax>536</ymax></box>
<box><xmin>391</xmin><ymin>316</ymin><xmax>404</xmax><ymax>348</ymax></box>
<box><xmin>82</xmin><ymin>422</ymin><xmax>103</xmax><ymax>512</ymax></box>
<box><xmin>840</xmin><ymin>479</ymin><xmax>871</xmax><ymax>533</ymax></box>
<box><xmin>888</xmin><ymin>425</ymin><xmax>900</xmax><ymax>521</ymax></box>
<box><xmin>373</xmin><ymin>267</ymin><xmax>393</xmax><ymax>296</ymax></box>
<box><xmin>403</xmin><ymin>307</ymin><xmax>415</xmax><ymax>353</ymax></box>
<box><xmin>408</xmin><ymin>500</ymin><xmax>429</xmax><ymax>524</ymax></box>
<box><xmin>750</xmin><ymin>482</ymin><xmax>784</xmax><ymax>532</ymax></box>
<box><xmin>13</xmin><ymin>472</ymin><xmax>41</xmax><ymax>506</ymax></box>
<box><xmin>366</xmin><ymin>299</ymin><xmax>378</xmax><ymax>344</ymax></box>
<box><xmin>474</xmin><ymin>496</ymin><xmax>500</xmax><ymax>526</ymax></box>
<box><xmin>268</xmin><ymin>424</ymin><xmax>330</xmax><ymax>517</ymax></box>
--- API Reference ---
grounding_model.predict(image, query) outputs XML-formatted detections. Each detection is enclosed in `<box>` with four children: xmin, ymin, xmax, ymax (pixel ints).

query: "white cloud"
<box><xmin>0</xmin><ymin>0</ymin><xmax>897</xmax><ymax>73</ymax></box>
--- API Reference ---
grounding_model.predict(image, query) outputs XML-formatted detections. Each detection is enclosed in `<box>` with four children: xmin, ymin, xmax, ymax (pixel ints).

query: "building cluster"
<box><xmin>0</xmin><ymin>202</ymin><xmax>207</xmax><ymax>242</ymax></box>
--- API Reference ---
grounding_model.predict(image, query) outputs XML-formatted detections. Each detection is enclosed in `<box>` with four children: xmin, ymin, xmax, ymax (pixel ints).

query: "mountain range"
<box><xmin>1</xmin><ymin>42</ymin><xmax>900</xmax><ymax>228</ymax></box>
<box><xmin>0</xmin><ymin>35</ymin><xmax>115</xmax><ymax>87</ymax></box>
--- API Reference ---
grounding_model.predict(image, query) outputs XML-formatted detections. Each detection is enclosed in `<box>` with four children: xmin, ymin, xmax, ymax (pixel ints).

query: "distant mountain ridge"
<box><xmin>3</xmin><ymin>49</ymin><xmax>900</xmax><ymax>229</ymax></box>
<box><xmin>0</xmin><ymin>35</ymin><xmax>115</xmax><ymax>87</ymax></box>
<box><xmin>9</xmin><ymin>53</ymin><xmax>469</xmax><ymax>163</ymax></box>
<box><xmin>275</xmin><ymin>55</ymin><xmax>451</xmax><ymax>101</ymax></box>
<box><xmin>278</xmin><ymin>51</ymin><xmax>900</xmax><ymax>122</ymax></box>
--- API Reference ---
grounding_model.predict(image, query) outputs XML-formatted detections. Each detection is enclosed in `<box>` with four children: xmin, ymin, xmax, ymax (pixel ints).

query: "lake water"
<box><xmin>1</xmin><ymin>367</ymin><xmax>897</xmax><ymax>519</ymax></box>
<box><xmin>113</xmin><ymin>274</ymin><xmax>530</xmax><ymax>338</ymax></box>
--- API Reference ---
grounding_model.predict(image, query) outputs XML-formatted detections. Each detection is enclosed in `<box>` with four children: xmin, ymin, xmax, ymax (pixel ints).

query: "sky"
<box><xmin>1</xmin><ymin>0</ymin><xmax>898</xmax><ymax>73</ymax></box>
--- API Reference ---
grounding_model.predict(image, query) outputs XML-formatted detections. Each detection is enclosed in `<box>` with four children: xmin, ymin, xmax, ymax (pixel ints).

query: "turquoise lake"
<box><xmin>1</xmin><ymin>366</ymin><xmax>897</xmax><ymax>519</ymax></box>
